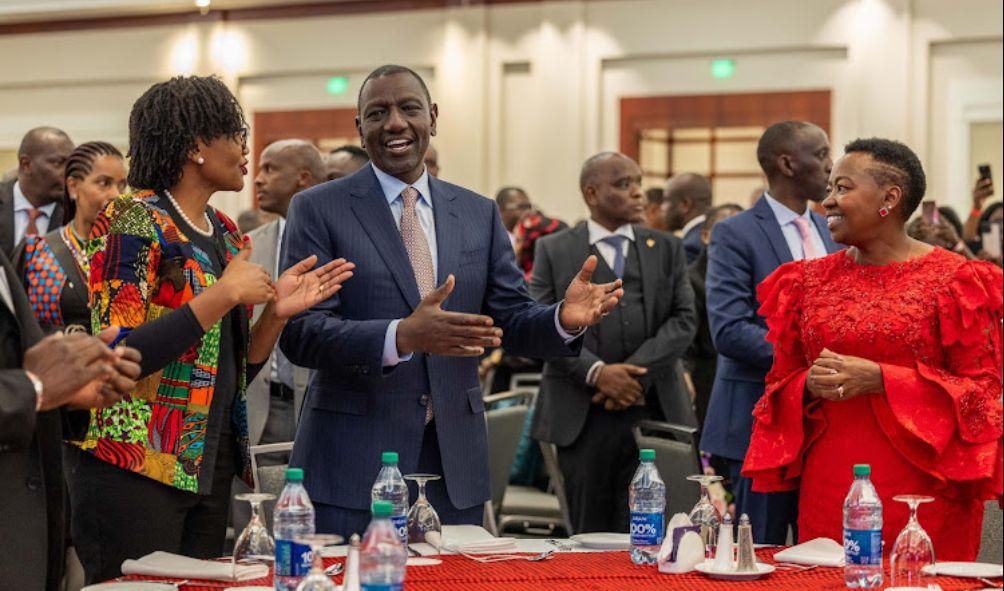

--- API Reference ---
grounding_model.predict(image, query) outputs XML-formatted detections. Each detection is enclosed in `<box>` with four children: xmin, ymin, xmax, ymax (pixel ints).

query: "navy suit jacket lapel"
<box><xmin>349</xmin><ymin>167</ymin><xmax>422</xmax><ymax>309</ymax></box>
<box><xmin>752</xmin><ymin>195</ymin><xmax>793</xmax><ymax>266</ymax></box>
<box><xmin>430</xmin><ymin>177</ymin><xmax>460</xmax><ymax>293</ymax></box>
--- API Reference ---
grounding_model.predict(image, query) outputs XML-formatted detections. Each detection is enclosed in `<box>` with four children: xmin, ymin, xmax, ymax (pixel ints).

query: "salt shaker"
<box><xmin>712</xmin><ymin>513</ymin><xmax>734</xmax><ymax>571</ymax></box>
<box><xmin>342</xmin><ymin>533</ymin><xmax>362</xmax><ymax>591</ymax></box>
<box><xmin>736</xmin><ymin>513</ymin><xmax>756</xmax><ymax>572</ymax></box>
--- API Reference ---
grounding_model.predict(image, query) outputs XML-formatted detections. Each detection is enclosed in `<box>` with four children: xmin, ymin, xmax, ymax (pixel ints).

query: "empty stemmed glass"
<box><xmin>890</xmin><ymin>495</ymin><xmax>936</xmax><ymax>586</ymax></box>
<box><xmin>294</xmin><ymin>533</ymin><xmax>345</xmax><ymax>591</ymax></box>
<box><xmin>687</xmin><ymin>474</ymin><xmax>724</xmax><ymax>558</ymax></box>
<box><xmin>405</xmin><ymin>473</ymin><xmax>442</xmax><ymax>550</ymax></box>
<box><xmin>232</xmin><ymin>492</ymin><xmax>276</xmax><ymax>574</ymax></box>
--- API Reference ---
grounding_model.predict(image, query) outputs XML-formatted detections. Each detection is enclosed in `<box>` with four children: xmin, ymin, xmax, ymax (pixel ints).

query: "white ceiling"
<box><xmin>0</xmin><ymin>0</ymin><xmax>345</xmax><ymax>23</ymax></box>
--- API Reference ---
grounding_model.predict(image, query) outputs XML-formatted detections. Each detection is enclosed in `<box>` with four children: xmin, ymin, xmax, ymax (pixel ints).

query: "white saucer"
<box><xmin>922</xmin><ymin>561</ymin><xmax>1003</xmax><ymax>578</ymax></box>
<box><xmin>568</xmin><ymin>532</ymin><xmax>630</xmax><ymax>550</ymax></box>
<box><xmin>82</xmin><ymin>584</ymin><xmax>178</xmax><ymax>591</ymax></box>
<box><xmin>694</xmin><ymin>559</ymin><xmax>776</xmax><ymax>581</ymax></box>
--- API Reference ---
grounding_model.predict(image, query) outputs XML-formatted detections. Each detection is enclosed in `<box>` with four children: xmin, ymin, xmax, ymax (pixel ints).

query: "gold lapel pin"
<box><xmin>646</xmin><ymin>238</ymin><xmax>655</xmax><ymax>248</ymax></box>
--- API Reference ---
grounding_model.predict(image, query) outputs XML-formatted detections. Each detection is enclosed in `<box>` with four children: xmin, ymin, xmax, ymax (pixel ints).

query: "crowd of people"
<box><xmin>0</xmin><ymin>64</ymin><xmax>1001</xmax><ymax>591</ymax></box>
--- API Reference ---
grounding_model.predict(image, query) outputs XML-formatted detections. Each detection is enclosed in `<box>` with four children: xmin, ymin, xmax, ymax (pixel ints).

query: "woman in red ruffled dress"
<box><xmin>743</xmin><ymin>137</ymin><xmax>1002</xmax><ymax>560</ymax></box>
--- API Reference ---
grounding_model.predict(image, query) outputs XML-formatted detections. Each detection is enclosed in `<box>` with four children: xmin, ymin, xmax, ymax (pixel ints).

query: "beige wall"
<box><xmin>0</xmin><ymin>0</ymin><xmax>1000</xmax><ymax>221</ymax></box>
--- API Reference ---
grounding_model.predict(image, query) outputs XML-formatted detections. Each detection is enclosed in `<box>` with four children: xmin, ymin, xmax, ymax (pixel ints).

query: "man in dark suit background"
<box><xmin>529</xmin><ymin>152</ymin><xmax>696</xmax><ymax>534</ymax></box>
<box><xmin>0</xmin><ymin>127</ymin><xmax>74</xmax><ymax>259</ymax></box>
<box><xmin>280</xmin><ymin>65</ymin><xmax>623</xmax><ymax>538</ymax></box>
<box><xmin>685</xmin><ymin>203</ymin><xmax>744</xmax><ymax>429</ymax></box>
<box><xmin>662</xmin><ymin>173</ymin><xmax>712</xmax><ymax>264</ymax></box>
<box><xmin>700</xmin><ymin>121</ymin><xmax>842</xmax><ymax>544</ymax></box>
<box><xmin>0</xmin><ymin>248</ymin><xmax>140</xmax><ymax>591</ymax></box>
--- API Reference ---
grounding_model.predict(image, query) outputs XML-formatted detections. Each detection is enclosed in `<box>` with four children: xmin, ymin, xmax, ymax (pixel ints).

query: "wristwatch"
<box><xmin>25</xmin><ymin>370</ymin><xmax>44</xmax><ymax>411</ymax></box>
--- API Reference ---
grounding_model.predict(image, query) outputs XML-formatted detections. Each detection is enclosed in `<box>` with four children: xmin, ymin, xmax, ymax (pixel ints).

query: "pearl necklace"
<box><xmin>164</xmin><ymin>189</ymin><xmax>214</xmax><ymax>237</ymax></box>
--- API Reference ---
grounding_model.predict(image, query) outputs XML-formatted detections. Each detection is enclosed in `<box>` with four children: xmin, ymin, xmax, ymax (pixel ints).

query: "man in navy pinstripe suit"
<box><xmin>280</xmin><ymin>65</ymin><xmax>623</xmax><ymax>538</ymax></box>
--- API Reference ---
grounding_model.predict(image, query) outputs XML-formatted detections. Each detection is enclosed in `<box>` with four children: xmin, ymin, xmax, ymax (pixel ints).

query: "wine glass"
<box><xmin>405</xmin><ymin>473</ymin><xmax>442</xmax><ymax>550</ymax></box>
<box><xmin>294</xmin><ymin>533</ymin><xmax>345</xmax><ymax>591</ymax></box>
<box><xmin>687</xmin><ymin>474</ymin><xmax>724</xmax><ymax>558</ymax></box>
<box><xmin>232</xmin><ymin>492</ymin><xmax>276</xmax><ymax>573</ymax></box>
<box><xmin>890</xmin><ymin>495</ymin><xmax>935</xmax><ymax>586</ymax></box>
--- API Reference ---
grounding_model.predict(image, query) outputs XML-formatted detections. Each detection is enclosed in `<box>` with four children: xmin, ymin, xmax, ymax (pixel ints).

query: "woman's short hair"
<box><xmin>62</xmin><ymin>141</ymin><xmax>123</xmax><ymax>221</ymax></box>
<box><xmin>127</xmin><ymin>75</ymin><xmax>247</xmax><ymax>192</ymax></box>
<box><xmin>844</xmin><ymin>138</ymin><xmax>926</xmax><ymax>219</ymax></box>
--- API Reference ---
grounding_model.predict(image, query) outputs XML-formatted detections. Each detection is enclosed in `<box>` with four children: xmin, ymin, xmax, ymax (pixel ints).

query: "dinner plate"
<box><xmin>921</xmin><ymin>561</ymin><xmax>1004</xmax><ymax>578</ymax></box>
<box><xmin>693</xmin><ymin>560</ymin><xmax>776</xmax><ymax>581</ymax></box>
<box><xmin>82</xmin><ymin>583</ymin><xmax>178</xmax><ymax>591</ymax></box>
<box><xmin>568</xmin><ymin>533</ymin><xmax>630</xmax><ymax>550</ymax></box>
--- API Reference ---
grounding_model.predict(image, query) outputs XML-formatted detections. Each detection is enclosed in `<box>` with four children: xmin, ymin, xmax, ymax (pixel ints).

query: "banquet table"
<box><xmin>118</xmin><ymin>547</ymin><xmax>997</xmax><ymax>590</ymax></box>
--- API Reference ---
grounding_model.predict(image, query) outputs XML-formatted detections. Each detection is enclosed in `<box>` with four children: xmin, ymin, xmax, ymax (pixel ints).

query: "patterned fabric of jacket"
<box><xmin>83</xmin><ymin>190</ymin><xmax>253</xmax><ymax>494</ymax></box>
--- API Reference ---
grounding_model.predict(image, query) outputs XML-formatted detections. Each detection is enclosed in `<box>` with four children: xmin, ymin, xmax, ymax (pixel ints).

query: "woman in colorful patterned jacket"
<box><xmin>18</xmin><ymin>141</ymin><xmax>126</xmax><ymax>333</ymax></box>
<box><xmin>67</xmin><ymin>75</ymin><xmax>356</xmax><ymax>584</ymax></box>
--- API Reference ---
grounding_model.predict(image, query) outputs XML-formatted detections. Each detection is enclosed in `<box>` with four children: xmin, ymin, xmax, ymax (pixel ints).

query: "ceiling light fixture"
<box><xmin>195</xmin><ymin>0</ymin><xmax>211</xmax><ymax>15</ymax></box>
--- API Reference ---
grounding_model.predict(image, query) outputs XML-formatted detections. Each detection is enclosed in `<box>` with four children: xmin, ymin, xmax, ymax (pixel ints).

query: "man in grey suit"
<box><xmin>246</xmin><ymin>139</ymin><xmax>327</xmax><ymax>449</ymax></box>
<box><xmin>530</xmin><ymin>152</ymin><xmax>697</xmax><ymax>534</ymax></box>
<box><xmin>0</xmin><ymin>127</ymin><xmax>74</xmax><ymax>259</ymax></box>
<box><xmin>0</xmin><ymin>248</ymin><xmax>140</xmax><ymax>591</ymax></box>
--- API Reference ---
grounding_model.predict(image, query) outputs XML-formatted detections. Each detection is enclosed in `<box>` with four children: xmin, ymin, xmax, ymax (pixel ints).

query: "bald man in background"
<box><xmin>1</xmin><ymin>127</ymin><xmax>74</xmax><ymax>259</ymax></box>
<box><xmin>424</xmin><ymin>143</ymin><xmax>440</xmax><ymax>177</ymax></box>
<box><xmin>247</xmin><ymin>139</ymin><xmax>327</xmax><ymax>448</ymax></box>
<box><xmin>662</xmin><ymin>173</ymin><xmax>712</xmax><ymax>264</ymax></box>
<box><xmin>325</xmin><ymin>145</ymin><xmax>370</xmax><ymax>181</ymax></box>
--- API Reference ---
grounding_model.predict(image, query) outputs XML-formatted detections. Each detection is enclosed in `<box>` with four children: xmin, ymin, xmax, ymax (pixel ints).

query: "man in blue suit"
<box><xmin>280</xmin><ymin>65</ymin><xmax>623</xmax><ymax>538</ymax></box>
<box><xmin>701</xmin><ymin>121</ymin><xmax>842</xmax><ymax>544</ymax></box>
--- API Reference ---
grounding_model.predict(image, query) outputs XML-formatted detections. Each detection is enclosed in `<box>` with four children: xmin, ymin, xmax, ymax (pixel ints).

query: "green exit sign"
<box><xmin>711</xmin><ymin>58</ymin><xmax>735</xmax><ymax>79</ymax></box>
<box><xmin>326</xmin><ymin>76</ymin><xmax>349</xmax><ymax>95</ymax></box>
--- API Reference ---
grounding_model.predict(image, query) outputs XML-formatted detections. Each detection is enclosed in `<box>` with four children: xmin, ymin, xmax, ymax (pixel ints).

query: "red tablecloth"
<box><xmin>122</xmin><ymin>548</ymin><xmax>995</xmax><ymax>590</ymax></box>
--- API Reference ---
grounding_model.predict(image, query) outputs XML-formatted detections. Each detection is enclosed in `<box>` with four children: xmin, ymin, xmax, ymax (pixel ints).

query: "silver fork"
<box><xmin>457</xmin><ymin>549</ymin><xmax>556</xmax><ymax>563</ymax></box>
<box><xmin>545</xmin><ymin>539</ymin><xmax>575</xmax><ymax>552</ymax></box>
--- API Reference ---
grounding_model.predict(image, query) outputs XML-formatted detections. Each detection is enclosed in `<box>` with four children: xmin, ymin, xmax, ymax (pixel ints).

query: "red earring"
<box><xmin>878</xmin><ymin>206</ymin><xmax>890</xmax><ymax>218</ymax></box>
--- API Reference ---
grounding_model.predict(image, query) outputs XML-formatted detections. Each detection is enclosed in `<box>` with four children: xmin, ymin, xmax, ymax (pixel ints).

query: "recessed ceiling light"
<box><xmin>195</xmin><ymin>0</ymin><xmax>211</xmax><ymax>8</ymax></box>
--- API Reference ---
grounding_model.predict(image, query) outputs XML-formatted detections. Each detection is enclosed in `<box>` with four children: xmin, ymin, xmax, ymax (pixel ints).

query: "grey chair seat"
<box><xmin>500</xmin><ymin>485</ymin><xmax>562</xmax><ymax>518</ymax></box>
<box><xmin>978</xmin><ymin>500</ymin><xmax>1003</xmax><ymax>565</ymax></box>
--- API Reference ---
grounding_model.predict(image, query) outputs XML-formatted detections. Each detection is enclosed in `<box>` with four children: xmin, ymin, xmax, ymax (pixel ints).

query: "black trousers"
<box><xmin>314</xmin><ymin>420</ymin><xmax>483</xmax><ymax>540</ymax></box>
<box><xmin>66</xmin><ymin>436</ymin><xmax>238</xmax><ymax>584</ymax></box>
<box><xmin>727</xmin><ymin>458</ymin><xmax>799</xmax><ymax>545</ymax></box>
<box><xmin>557</xmin><ymin>404</ymin><xmax>650</xmax><ymax>534</ymax></box>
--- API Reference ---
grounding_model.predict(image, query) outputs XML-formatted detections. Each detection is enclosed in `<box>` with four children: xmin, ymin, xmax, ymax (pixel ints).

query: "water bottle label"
<box><xmin>391</xmin><ymin>514</ymin><xmax>408</xmax><ymax>544</ymax></box>
<box><xmin>844</xmin><ymin>528</ymin><xmax>882</xmax><ymax>565</ymax></box>
<box><xmin>629</xmin><ymin>512</ymin><xmax>664</xmax><ymax>546</ymax></box>
<box><xmin>361</xmin><ymin>585</ymin><xmax>403</xmax><ymax>591</ymax></box>
<box><xmin>275</xmin><ymin>539</ymin><xmax>313</xmax><ymax>577</ymax></box>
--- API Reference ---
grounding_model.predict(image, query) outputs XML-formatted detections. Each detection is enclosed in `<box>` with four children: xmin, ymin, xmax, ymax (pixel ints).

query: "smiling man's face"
<box><xmin>356</xmin><ymin>71</ymin><xmax>437</xmax><ymax>184</ymax></box>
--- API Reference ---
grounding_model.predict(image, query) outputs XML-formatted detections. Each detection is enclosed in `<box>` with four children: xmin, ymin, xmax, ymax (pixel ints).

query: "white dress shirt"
<box><xmin>587</xmin><ymin>219</ymin><xmax>635</xmax><ymax>271</ymax></box>
<box><xmin>373</xmin><ymin>163</ymin><xmax>579</xmax><ymax>367</ymax></box>
<box><xmin>13</xmin><ymin>181</ymin><xmax>57</xmax><ymax>246</ymax></box>
<box><xmin>0</xmin><ymin>267</ymin><xmax>14</xmax><ymax>312</ymax></box>
<box><xmin>764</xmin><ymin>192</ymin><xmax>827</xmax><ymax>261</ymax></box>
<box><xmin>679</xmin><ymin>214</ymin><xmax>706</xmax><ymax>239</ymax></box>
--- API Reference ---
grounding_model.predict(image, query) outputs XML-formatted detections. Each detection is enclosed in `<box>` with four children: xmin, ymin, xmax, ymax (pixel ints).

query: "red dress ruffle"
<box><xmin>743</xmin><ymin>248</ymin><xmax>1003</xmax><ymax>560</ymax></box>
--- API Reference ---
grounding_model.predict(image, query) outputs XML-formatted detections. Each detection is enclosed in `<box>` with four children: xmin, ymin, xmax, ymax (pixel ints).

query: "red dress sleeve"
<box><xmin>875</xmin><ymin>260</ymin><xmax>1003</xmax><ymax>500</ymax></box>
<box><xmin>742</xmin><ymin>261</ymin><xmax>815</xmax><ymax>492</ymax></box>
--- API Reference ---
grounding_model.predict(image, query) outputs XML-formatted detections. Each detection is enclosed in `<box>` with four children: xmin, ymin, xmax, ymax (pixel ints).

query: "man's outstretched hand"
<box><xmin>397</xmin><ymin>275</ymin><xmax>503</xmax><ymax>357</ymax></box>
<box><xmin>558</xmin><ymin>255</ymin><xmax>624</xmax><ymax>331</ymax></box>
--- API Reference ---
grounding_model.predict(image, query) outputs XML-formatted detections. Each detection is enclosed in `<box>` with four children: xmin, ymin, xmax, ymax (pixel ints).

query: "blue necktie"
<box><xmin>600</xmin><ymin>235</ymin><xmax>627</xmax><ymax>279</ymax></box>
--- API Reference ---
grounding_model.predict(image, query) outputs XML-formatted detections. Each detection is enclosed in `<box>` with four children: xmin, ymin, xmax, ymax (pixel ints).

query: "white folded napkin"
<box><xmin>773</xmin><ymin>537</ymin><xmax>845</xmax><ymax>567</ymax></box>
<box><xmin>121</xmin><ymin>551</ymin><xmax>269</xmax><ymax>581</ymax></box>
<box><xmin>448</xmin><ymin>537</ymin><xmax>519</xmax><ymax>554</ymax></box>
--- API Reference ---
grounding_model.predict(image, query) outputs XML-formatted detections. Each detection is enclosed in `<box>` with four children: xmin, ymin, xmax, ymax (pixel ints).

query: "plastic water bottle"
<box><xmin>274</xmin><ymin>467</ymin><xmax>315</xmax><ymax>591</ymax></box>
<box><xmin>360</xmin><ymin>500</ymin><xmax>408</xmax><ymax>591</ymax></box>
<box><xmin>370</xmin><ymin>451</ymin><xmax>409</xmax><ymax>544</ymax></box>
<box><xmin>843</xmin><ymin>464</ymin><xmax>883</xmax><ymax>588</ymax></box>
<box><xmin>629</xmin><ymin>448</ymin><xmax>665</xmax><ymax>565</ymax></box>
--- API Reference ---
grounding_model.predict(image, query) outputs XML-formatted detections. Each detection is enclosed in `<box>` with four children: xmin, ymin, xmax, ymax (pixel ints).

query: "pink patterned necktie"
<box><xmin>792</xmin><ymin>216</ymin><xmax>822</xmax><ymax>260</ymax></box>
<box><xmin>399</xmin><ymin>186</ymin><xmax>436</xmax><ymax>423</ymax></box>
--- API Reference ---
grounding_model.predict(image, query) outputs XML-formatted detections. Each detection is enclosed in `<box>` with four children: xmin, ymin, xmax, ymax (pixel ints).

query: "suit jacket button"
<box><xmin>26</xmin><ymin>476</ymin><xmax>42</xmax><ymax>491</ymax></box>
<box><xmin>418</xmin><ymin>394</ymin><xmax>430</xmax><ymax>407</ymax></box>
<box><xmin>361</xmin><ymin>366</ymin><xmax>370</xmax><ymax>375</ymax></box>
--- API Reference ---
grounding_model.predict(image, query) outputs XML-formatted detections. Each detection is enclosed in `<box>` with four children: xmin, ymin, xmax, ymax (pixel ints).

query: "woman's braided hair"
<box><xmin>127</xmin><ymin>75</ymin><xmax>247</xmax><ymax>192</ymax></box>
